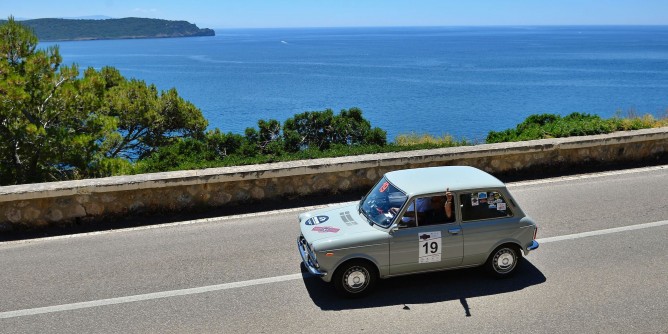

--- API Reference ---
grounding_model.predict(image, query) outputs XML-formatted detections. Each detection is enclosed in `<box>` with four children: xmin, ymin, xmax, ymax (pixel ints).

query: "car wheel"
<box><xmin>486</xmin><ymin>245</ymin><xmax>520</xmax><ymax>277</ymax></box>
<box><xmin>333</xmin><ymin>260</ymin><xmax>377</xmax><ymax>298</ymax></box>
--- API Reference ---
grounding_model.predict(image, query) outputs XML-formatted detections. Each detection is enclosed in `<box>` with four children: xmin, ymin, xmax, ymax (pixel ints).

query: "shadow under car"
<box><xmin>301</xmin><ymin>260</ymin><xmax>546</xmax><ymax>311</ymax></box>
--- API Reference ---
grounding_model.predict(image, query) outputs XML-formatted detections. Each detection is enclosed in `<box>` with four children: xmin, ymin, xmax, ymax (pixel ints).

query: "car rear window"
<box><xmin>459</xmin><ymin>190</ymin><xmax>512</xmax><ymax>222</ymax></box>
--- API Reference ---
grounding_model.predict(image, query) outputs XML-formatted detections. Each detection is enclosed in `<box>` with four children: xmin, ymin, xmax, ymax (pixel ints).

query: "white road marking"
<box><xmin>506</xmin><ymin>165</ymin><xmax>666</xmax><ymax>188</ymax></box>
<box><xmin>537</xmin><ymin>220</ymin><xmax>668</xmax><ymax>243</ymax></box>
<box><xmin>0</xmin><ymin>273</ymin><xmax>304</xmax><ymax>319</ymax></box>
<box><xmin>2</xmin><ymin>164</ymin><xmax>665</xmax><ymax>246</ymax></box>
<box><xmin>1</xmin><ymin>218</ymin><xmax>667</xmax><ymax>319</ymax></box>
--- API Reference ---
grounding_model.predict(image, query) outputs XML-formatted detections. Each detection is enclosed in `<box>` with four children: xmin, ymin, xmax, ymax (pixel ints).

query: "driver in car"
<box><xmin>388</xmin><ymin>197</ymin><xmax>430</xmax><ymax>226</ymax></box>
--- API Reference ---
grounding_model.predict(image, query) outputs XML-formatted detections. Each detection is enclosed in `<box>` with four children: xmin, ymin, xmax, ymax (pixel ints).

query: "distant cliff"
<box><xmin>8</xmin><ymin>17</ymin><xmax>215</xmax><ymax>41</ymax></box>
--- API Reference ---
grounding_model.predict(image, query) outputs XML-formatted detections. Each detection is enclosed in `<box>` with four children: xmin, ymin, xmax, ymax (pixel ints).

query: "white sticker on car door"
<box><xmin>418</xmin><ymin>231</ymin><xmax>442</xmax><ymax>263</ymax></box>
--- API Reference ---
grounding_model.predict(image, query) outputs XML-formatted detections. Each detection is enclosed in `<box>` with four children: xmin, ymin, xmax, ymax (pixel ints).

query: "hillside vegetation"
<box><xmin>0</xmin><ymin>17</ymin><xmax>215</xmax><ymax>41</ymax></box>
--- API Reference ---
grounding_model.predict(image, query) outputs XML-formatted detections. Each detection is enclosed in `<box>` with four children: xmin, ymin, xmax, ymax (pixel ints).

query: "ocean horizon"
<box><xmin>41</xmin><ymin>25</ymin><xmax>668</xmax><ymax>141</ymax></box>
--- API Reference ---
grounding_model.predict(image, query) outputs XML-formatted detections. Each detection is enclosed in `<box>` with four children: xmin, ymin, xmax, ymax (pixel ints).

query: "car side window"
<box><xmin>460</xmin><ymin>190</ymin><xmax>513</xmax><ymax>222</ymax></box>
<box><xmin>398</xmin><ymin>195</ymin><xmax>456</xmax><ymax>228</ymax></box>
<box><xmin>398</xmin><ymin>199</ymin><xmax>417</xmax><ymax>228</ymax></box>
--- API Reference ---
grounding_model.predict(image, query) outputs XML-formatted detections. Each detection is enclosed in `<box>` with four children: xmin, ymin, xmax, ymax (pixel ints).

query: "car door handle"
<box><xmin>448</xmin><ymin>228</ymin><xmax>461</xmax><ymax>235</ymax></box>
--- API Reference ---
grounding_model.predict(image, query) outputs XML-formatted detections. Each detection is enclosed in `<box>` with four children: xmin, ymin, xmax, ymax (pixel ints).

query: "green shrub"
<box><xmin>283</xmin><ymin>107</ymin><xmax>386</xmax><ymax>152</ymax></box>
<box><xmin>486</xmin><ymin>112</ymin><xmax>666</xmax><ymax>143</ymax></box>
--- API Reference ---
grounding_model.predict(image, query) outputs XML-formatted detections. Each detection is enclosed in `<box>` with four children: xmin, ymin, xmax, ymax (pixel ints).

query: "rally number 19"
<box><xmin>422</xmin><ymin>241</ymin><xmax>438</xmax><ymax>254</ymax></box>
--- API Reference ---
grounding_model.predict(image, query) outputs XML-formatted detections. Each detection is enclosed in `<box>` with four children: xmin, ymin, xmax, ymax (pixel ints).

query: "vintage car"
<box><xmin>297</xmin><ymin>166</ymin><xmax>539</xmax><ymax>297</ymax></box>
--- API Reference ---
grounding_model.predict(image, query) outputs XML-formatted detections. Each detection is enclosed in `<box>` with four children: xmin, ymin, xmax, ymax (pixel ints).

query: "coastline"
<box><xmin>5</xmin><ymin>17</ymin><xmax>215</xmax><ymax>42</ymax></box>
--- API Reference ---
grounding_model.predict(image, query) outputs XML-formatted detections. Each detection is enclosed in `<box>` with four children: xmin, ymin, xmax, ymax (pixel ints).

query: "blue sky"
<box><xmin>2</xmin><ymin>0</ymin><xmax>668</xmax><ymax>28</ymax></box>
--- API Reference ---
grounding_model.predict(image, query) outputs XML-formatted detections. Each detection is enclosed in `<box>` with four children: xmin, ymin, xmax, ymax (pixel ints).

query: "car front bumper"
<box><xmin>298</xmin><ymin>236</ymin><xmax>327</xmax><ymax>277</ymax></box>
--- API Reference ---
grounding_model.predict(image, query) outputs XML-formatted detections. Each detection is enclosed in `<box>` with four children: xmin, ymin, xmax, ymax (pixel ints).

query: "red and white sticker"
<box><xmin>312</xmin><ymin>226</ymin><xmax>340</xmax><ymax>233</ymax></box>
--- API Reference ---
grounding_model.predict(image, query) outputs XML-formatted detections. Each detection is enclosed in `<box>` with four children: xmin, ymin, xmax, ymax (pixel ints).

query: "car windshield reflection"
<box><xmin>359</xmin><ymin>177</ymin><xmax>407</xmax><ymax>228</ymax></box>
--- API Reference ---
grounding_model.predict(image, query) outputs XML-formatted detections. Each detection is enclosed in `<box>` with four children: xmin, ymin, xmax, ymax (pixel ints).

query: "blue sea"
<box><xmin>41</xmin><ymin>26</ymin><xmax>668</xmax><ymax>141</ymax></box>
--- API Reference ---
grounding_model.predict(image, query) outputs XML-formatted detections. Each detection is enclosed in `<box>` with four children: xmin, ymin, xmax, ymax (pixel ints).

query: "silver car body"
<box><xmin>298</xmin><ymin>166</ymin><xmax>538</xmax><ymax>283</ymax></box>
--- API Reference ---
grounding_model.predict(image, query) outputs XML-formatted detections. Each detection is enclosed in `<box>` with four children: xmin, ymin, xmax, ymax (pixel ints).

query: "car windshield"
<box><xmin>359</xmin><ymin>177</ymin><xmax>407</xmax><ymax>228</ymax></box>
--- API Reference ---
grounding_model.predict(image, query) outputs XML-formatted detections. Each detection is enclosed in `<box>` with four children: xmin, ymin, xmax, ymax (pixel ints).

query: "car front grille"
<box><xmin>299</xmin><ymin>235</ymin><xmax>319</xmax><ymax>268</ymax></box>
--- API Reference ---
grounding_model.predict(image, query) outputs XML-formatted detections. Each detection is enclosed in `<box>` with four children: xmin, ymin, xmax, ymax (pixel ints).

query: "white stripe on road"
<box><xmin>0</xmin><ymin>273</ymin><xmax>304</xmax><ymax>320</ymax></box>
<box><xmin>537</xmin><ymin>220</ymin><xmax>668</xmax><ymax>243</ymax></box>
<box><xmin>1</xmin><ymin>219</ymin><xmax>667</xmax><ymax>320</ymax></box>
<box><xmin>506</xmin><ymin>165</ymin><xmax>666</xmax><ymax>188</ymax></box>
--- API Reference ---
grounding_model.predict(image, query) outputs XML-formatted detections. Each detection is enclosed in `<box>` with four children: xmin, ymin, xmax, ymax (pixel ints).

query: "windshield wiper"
<box><xmin>358</xmin><ymin>205</ymin><xmax>374</xmax><ymax>226</ymax></box>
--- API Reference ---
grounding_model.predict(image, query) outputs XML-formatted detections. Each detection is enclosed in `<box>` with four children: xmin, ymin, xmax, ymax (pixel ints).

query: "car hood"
<box><xmin>299</xmin><ymin>202</ymin><xmax>386</xmax><ymax>248</ymax></box>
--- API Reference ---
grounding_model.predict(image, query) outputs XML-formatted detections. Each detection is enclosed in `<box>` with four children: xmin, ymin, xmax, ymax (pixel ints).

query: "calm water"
<box><xmin>42</xmin><ymin>26</ymin><xmax>668</xmax><ymax>141</ymax></box>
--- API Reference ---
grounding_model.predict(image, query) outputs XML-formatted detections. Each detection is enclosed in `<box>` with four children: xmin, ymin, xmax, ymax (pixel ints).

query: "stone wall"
<box><xmin>1</xmin><ymin>127</ymin><xmax>667</xmax><ymax>230</ymax></box>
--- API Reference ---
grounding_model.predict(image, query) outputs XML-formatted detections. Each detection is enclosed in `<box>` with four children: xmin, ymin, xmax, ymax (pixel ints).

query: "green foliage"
<box><xmin>240</xmin><ymin>119</ymin><xmax>283</xmax><ymax>157</ymax></box>
<box><xmin>1</xmin><ymin>17</ymin><xmax>80</xmax><ymax>183</ymax></box>
<box><xmin>137</xmin><ymin>108</ymin><xmax>389</xmax><ymax>172</ymax></box>
<box><xmin>0</xmin><ymin>18</ymin><xmax>214</xmax><ymax>41</ymax></box>
<box><xmin>104</xmin><ymin>80</ymin><xmax>207</xmax><ymax>159</ymax></box>
<box><xmin>0</xmin><ymin>18</ymin><xmax>208</xmax><ymax>185</ymax></box>
<box><xmin>135</xmin><ymin>141</ymin><xmax>462</xmax><ymax>173</ymax></box>
<box><xmin>283</xmin><ymin>107</ymin><xmax>387</xmax><ymax>152</ymax></box>
<box><xmin>205</xmin><ymin>129</ymin><xmax>243</xmax><ymax>157</ymax></box>
<box><xmin>486</xmin><ymin>112</ymin><xmax>665</xmax><ymax>143</ymax></box>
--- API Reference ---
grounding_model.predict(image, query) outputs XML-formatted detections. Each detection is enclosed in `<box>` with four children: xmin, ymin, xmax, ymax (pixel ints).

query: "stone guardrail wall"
<box><xmin>1</xmin><ymin>127</ymin><xmax>667</xmax><ymax>231</ymax></box>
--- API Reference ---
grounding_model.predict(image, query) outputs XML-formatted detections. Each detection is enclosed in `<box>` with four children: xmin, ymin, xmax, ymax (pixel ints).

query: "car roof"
<box><xmin>384</xmin><ymin>166</ymin><xmax>505</xmax><ymax>197</ymax></box>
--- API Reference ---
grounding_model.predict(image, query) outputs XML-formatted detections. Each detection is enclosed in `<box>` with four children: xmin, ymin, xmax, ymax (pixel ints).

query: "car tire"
<box><xmin>485</xmin><ymin>245</ymin><xmax>520</xmax><ymax>278</ymax></box>
<box><xmin>333</xmin><ymin>260</ymin><xmax>378</xmax><ymax>298</ymax></box>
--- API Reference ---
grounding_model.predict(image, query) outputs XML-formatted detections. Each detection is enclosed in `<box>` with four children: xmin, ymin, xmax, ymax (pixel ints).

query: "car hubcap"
<box><xmin>494</xmin><ymin>249</ymin><xmax>516</xmax><ymax>273</ymax></box>
<box><xmin>344</xmin><ymin>267</ymin><xmax>368</xmax><ymax>292</ymax></box>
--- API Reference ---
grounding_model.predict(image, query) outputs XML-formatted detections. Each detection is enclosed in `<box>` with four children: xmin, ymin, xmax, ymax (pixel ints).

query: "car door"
<box><xmin>458</xmin><ymin>189</ymin><xmax>518</xmax><ymax>266</ymax></box>
<box><xmin>389</xmin><ymin>195</ymin><xmax>463</xmax><ymax>275</ymax></box>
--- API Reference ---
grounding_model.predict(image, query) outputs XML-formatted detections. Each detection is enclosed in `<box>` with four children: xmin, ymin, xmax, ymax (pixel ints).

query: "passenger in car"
<box><xmin>421</xmin><ymin>190</ymin><xmax>455</xmax><ymax>225</ymax></box>
<box><xmin>393</xmin><ymin>189</ymin><xmax>455</xmax><ymax>227</ymax></box>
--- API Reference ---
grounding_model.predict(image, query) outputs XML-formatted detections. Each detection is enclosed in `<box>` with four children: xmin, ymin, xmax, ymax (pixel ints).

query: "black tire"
<box><xmin>485</xmin><ymin>245</ymin><xmax>520</xmax><ymax>278</ymax></box>
<box><xmin>333</xmin><ymin>260</ymin><xmax>378</xmax><ymax>298</ymax></box>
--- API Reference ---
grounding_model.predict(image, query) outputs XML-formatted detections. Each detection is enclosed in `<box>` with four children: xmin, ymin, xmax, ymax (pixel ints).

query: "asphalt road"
<box><xmin>1</xmin><ymin>165</ymin><xmax>667</xmax><ymax>333</ymax></box>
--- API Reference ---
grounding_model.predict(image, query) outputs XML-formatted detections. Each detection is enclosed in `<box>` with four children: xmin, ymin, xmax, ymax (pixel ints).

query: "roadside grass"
<box><xmin>486</xmin><ymin>111</ymin><xmax>668</xmax><ymax>143</ymax></box>
<box><xmin>394</xmin><ymin>132</ymin><xmax>473</xmax><ymax>147</ymax></box>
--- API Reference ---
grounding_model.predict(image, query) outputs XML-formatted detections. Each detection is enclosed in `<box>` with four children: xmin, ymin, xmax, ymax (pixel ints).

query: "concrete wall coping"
<box><xmin>1</xmin><ymin>127</ymin><xmax>666</xmax><ymax>203</ymax></box>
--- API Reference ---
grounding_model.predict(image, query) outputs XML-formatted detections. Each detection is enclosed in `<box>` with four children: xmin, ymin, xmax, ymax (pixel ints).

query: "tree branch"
<box><xmin>108</xmin><ymin>126</ymin><xmax>147</xmax><ymax>158</ymax></box>
<box><xmin>41</xmin><ymin>76</ymin><xmax>69</xmax><ymax>128</ymax></box>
